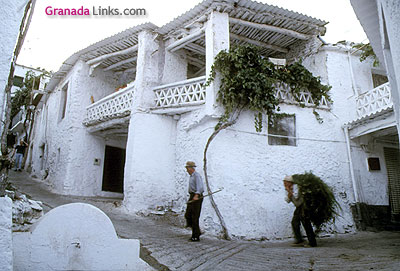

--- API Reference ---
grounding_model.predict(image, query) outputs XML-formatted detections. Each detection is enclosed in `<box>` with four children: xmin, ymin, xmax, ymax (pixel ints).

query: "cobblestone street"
<box><xmin>9</xmin><ymin>171</ymin><xmax>400</xmax><ymax>271</ymax></box>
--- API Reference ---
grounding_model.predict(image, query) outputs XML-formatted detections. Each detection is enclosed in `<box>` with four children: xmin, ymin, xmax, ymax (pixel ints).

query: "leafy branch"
<box><xmin>352</xmin><ymin>42</ymin><xmax>379</xmax><ymax>67</ymax></box>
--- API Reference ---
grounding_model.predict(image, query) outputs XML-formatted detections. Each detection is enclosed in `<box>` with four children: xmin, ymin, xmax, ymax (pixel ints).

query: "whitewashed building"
<box><xmin>349</xmin><ymin>0</ymin><xmax>400</xmax><ymax>229</ymax></box>
<box><xmin>30</xmin><ymin>0</ymin><xmax>398</xmax><ymax>239</ymax></box>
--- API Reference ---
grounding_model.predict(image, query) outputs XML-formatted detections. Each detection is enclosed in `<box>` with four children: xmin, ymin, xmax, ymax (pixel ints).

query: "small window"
<box><xmin>33</xmin><ymin>77</ymin><xmax>40</xmax><ymax>90</ymax></box>
<box><xmin>59</xmin><ymin>83</ymin><xmax>68</xmax><ymax>120</ymax></box>
<box><xmin>268</xmin><ymin>114</ymin><xmax>296</xmax><ymax>146</ymax></box>
<box><xmin>13</xmin><ymin>76</ymin><xmax>24</xmax><ymax>88</ymax></box>
<box><xmin>367</xmin><ymin>157</ymin><xmax>381</xmax><ymax>171</ymax></box>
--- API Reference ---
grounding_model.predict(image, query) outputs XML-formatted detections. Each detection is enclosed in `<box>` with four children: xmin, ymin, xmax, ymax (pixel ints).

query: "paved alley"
<box><xmin>9</xmin><ymin>171</ymin><xmax>400</xmax><ymax>271</ymax></box>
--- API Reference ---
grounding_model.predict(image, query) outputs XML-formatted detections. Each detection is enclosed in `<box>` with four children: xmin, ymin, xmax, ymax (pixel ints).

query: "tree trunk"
<box><xmin>202</xmin><ymin>120</ymin><xmax>237</xmax><ymax>240</ymax></box>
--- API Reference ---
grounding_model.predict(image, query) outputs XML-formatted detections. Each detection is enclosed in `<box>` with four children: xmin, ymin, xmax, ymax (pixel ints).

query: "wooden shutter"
<box><xmin>384</xmin><ymin>147</ymin><xmax>400</xmax><ymax>216</ymax></box>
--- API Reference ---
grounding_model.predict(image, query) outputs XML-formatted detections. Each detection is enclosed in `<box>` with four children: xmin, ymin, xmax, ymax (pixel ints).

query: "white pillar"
<box><xmin>205</xmin><ymin>11</ymin><xmax>230</xmax><ymax>115</ymax></box>
<box><xmin>123</xmin><ymin>30</ymin><xmax>177</xmax><ymax>212</ymax></box>
<box><xmin>132</xmin><ymin>30</ymin><xmax>161</xmax><ymax>111</ymax></box>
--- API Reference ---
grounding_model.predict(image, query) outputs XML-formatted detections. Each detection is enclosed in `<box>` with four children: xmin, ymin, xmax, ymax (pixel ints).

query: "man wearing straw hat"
<box><xmin>184</xmin><ymin>161</ymin><xmax>204</xmax><ymax>242</ymax></box>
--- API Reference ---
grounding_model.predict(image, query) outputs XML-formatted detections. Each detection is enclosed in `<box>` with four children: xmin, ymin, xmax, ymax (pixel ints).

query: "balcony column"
<box><xmin>123</xmin><ymin>30</ymin><xmax>177</xmax><ymax>212</ymax></box>
<box><xmin>132</xmin><ymin>30</ymin><xmax>160</xmax><ymax>110</ymax></box>
<box><xmin>205</xmin><ymin>11</ymin><xmax>230</xmax><ymax>115</ymax></box>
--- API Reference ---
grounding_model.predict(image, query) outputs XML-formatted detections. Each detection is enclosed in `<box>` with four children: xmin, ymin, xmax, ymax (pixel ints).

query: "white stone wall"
<box><xmin>30</xmin><ymin>61</ymin><xmax>121</xmax><ymax>196</ymax></box>
<box><xmin>168</xmin><ymin>47</ymin><xmax>382</xmax><ymax>239</ymax></box>
<box><xmin>380</xmin><ymin>0</ymin><xmax>400</xmax><ymax>140</ymax></box>
<box><xmin>0</xmin><ymin>0</ymin><xmax>27</xmax><ymax>141</ymax></box>
<box><xmin>0</xmin><ymin>196</ymin><xmax>13</xmax><ymax>271</ymax></box>
<box><xmin>351</xmin><ymin>138</ymin><xmax>390</xmax><ymax>206</ymax></box>
<box><xmin>13</xmin><ymin>203</ymin><xmax>149</xmax><ymax>270</ymax></box>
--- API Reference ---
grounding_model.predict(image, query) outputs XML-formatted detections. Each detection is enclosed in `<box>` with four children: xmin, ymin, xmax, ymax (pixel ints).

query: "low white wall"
<box><xmin>0</xmin><ymin>196</ymin><xmax>13</xmax><ymax>271</ymax></box>
<box><xmin>13</xmin><ymin>203</ymin><xmax>149</xmax><ymax>270</ymax></box>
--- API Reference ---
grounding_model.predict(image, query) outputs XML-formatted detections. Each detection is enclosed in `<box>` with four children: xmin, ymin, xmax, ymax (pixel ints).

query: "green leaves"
<box><xmin>352</xmin><ymin>42</ymin><xmax>379</xmax><ymax>67</ymax></box>
<box><xmin>292</xmin><ymin>172</ymin><xmax>341</xmax><ymax>229</ymax></box>
<box><xmin>11</xmin><ymin>69</ymin><xmax>50</xmax><ymax>118</ymax></box>
<box><xmin>207</xmin><ymin>44</ymin><xmax>332</xmax><ymax>131</ymax></box>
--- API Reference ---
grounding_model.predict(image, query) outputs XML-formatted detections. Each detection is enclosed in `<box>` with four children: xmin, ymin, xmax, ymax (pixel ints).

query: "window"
<box><xmin>372</xmin><ymin>73</ymin><xmax>388</xmax><ymax>88</ymax></box>
<box><xmin>13</xmin><ymin>76</ymin><xmax>24</xmax><ymax>88</ymax></box>
<box><xmin>59</xmin><ymin>83</ymin><xmax>68</xmax><ymax>120</ymax></box>
<box><xmin>268</xmin><ymin>114</ymin><xmax>296</xmax><ymax>146</ymax></box>
<box><xmin>33</xmin><ymin>77</ymin><xmax>40</xmax><ymax>90</ymax></box>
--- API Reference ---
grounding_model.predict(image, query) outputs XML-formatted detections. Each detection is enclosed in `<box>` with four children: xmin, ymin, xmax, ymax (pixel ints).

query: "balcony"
<box><xmin>83</xmin><ymin>83</ymin><xmax>135</xmax><ymax>126</ymax></box>
<box><xmin>151</xmin><ymin>76</ymin><xmax>330</xmax><ymax>115</ymax></box>
<box><xmin>356</xmin><ymin>82</ymin><xmax>392</xmax><ymax>119</ymax></box>
<box><xmin>152</xmin><ymin>76</ymin><xmax>206</xmax><ymax>114</ymax></box>
<box><xmin>274</xmin><ymin>82</ymin><xmax>330</xmax><ymax>109</ymax></box>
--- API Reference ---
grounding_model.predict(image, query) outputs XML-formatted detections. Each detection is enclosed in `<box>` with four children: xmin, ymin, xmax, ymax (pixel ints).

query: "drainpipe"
<box><xmin>344</xmin><ymin>125</ymin><xmax>359</xmax><ymax>202</ymax></box>
<box><xmin>347</xmin><ymin>51</ymin><xmax>359</xmax><ymax>96</ymax></box>
<box><xmin>343</xmin><ymin>125</ymin><xmax>363</xmax><ymax>227</ymax></box>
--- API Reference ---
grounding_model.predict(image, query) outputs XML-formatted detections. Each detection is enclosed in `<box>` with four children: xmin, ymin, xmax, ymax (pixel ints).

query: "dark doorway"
<box><xmin>102</xmin><ymin>145</ymin><xmax>125</xmax><ymax>193</ymax></box>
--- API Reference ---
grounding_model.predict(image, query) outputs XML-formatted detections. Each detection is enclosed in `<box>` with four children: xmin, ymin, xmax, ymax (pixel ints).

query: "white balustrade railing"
<box><xmin>152</xmin><ymin>77</ymin><xmax>330</xmax><ymax>111</ymax></box>
<box><xmin>274</xmin><ymin>82</ymin><xmax>330</xmax><ymax>108</ymax></box>
<box><xmin>83</xmin><ymin>83</ymin><xmax>135</xmax><ymax>125</ymax></box>
<box><xmin>356</xmin><ymin>82</ymin><xmax>392</xmax><ymax>118</ymax></box>
<box><xmin>153</xmin><ymin>76</ymin><xmax>206</xmax><ymax>108</ymax></box>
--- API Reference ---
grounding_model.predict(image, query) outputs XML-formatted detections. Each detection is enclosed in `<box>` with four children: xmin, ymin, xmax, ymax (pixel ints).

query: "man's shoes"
<box><xmin>303</xmin><ymin>243</ymin><xmax>317</xmax><ymax>248</ymax></box>
<box><xmin>189</xmin><ymin>237</ymin><xmax>200</xmax><ymax>242</ymax></box>
<box><xmin>290</xmin><ymin>240</ymin><xmax>306</xmax><ymax>247</ymax></box>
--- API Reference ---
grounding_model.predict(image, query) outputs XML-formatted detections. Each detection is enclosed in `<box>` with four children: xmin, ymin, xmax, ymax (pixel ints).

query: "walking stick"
<box><xmin>187</xmin><ymin>188</ymin><xmax>223</xmax><ymax>204</ymax></box>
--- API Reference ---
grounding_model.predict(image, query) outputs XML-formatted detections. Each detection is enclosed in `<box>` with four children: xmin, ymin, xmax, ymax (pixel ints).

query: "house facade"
<box><xmin>0</xmin><ymin>0</ymin><xmax>30</xmax><ymax>148</ymax></box>
<box><xmin>349</xmin><ymin>0</ymin><xmax>400</xmax><ymax>228</ymax></box>
<box><xmin>29</xmin><ymin>0</ymin><xmax>397</xmax><ymax>239</ymax></box>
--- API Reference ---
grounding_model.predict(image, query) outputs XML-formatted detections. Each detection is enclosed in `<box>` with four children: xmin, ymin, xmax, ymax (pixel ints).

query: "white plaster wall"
<box><xmin>174</xmin><ymin>106</ymin><xmax>355</xmax><ymax>239</ymax></box>
<box><xmin>13</xmin><ymin>203</ymin><xmax>148</xmax><ymax>270</ymax></box>
<box><xmin>351</xmin><ymin>137</ymin><xmax>389</xmax><ymax>206</ymax></box>
<box><xmin>0</xmin><ymin>0</ymin><xmax>26</xmax><ymax>138</ymax></box>
<box><xmin>161</xmin><ymin>46</ymin><xmax>187</xmax><ymax>85</ymax></box>
<box><xmin>380</xmin><ymin>0</ymin><xmax>400</xmax><ymax>140</ymax></box>
<box><xmin>0</xmin><ymin>197</ymin><xmax>13</xmax><ymax>271</ymax></box>
<box><xmin>30</xmin><ymin>60</ymin><xmax>121</xmax><ymax>196</ymax></box>
<box><xmin>169</xmin><ymin>48</ymin><xmax>382</xmax><ymax>239</ymax></box>
<box><xmin>123</xmin><ymin>113</ymin><xmax>177</xmax><ymax>212</ymax></box>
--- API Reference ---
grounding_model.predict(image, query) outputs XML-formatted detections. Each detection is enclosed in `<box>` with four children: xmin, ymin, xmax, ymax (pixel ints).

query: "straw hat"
<box><xmin>185</xmin><ymin>161</ymin><xmax>196</xmax><ymax>168</ymax></box>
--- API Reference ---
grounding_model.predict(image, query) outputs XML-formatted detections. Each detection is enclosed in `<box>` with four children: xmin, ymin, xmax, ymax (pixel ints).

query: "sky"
<box><xmin>18</xmin><ymin>0</ymin><xmax>368</xmax><ymax>72</ymax></box>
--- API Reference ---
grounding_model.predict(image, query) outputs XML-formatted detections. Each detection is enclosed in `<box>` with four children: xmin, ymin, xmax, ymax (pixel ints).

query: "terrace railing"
<box><xmin>152</xmin><ymin>77</ymin><xmax>330</xmax><ymax>111</ymax></box>
<box><xmin>274</xmin><ymin>82</ymin><xmax>330</xmax><ymax>109</ymax></box>
<box><xmin>153</xmin><ymin>76</ymin><xmax>206</xmax><ymax>109</ymax></box>
<box><xmin>83</xmin><ymin>83</ymin><xmax>135</xmax><ymax>126</ymax></box>
<box><xmin>356</xmin><ymin>82</ymin><xmax>392</xmax><ymax>119</ymax></box>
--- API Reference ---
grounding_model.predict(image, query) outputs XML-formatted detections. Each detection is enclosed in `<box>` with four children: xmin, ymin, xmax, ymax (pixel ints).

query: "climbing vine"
<box><xmin>11</xmin><ymin>69</ymin><xmax>49</xmax><ymax>119</ymax></box>
<box><xmin>203</xmin><ymin>44</ymin><xmax>332</xmax><ymax>239</ymax></box>
<box><xmin>206</xmin><ymin>45</ymin><xmax>331</xmax><ymax>132</ymax></box>
<box><xmin>352</xmin><ymin>42</ymin><xmax>379</xmax><ymax>67</ymax></box>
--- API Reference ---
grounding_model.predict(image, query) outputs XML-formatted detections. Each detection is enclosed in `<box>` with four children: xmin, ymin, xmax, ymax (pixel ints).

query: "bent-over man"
<box><xmin>284</xmin><ymin>175</ymin><xmax>317</xmax><ymax>247</ymax></box>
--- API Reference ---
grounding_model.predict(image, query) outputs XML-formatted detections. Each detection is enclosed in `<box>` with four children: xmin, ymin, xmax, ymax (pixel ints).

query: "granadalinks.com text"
<box><xmin>45</xmin><ymin>6</ymin><xmax>147</xmax><ymax>16</ymax></box>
